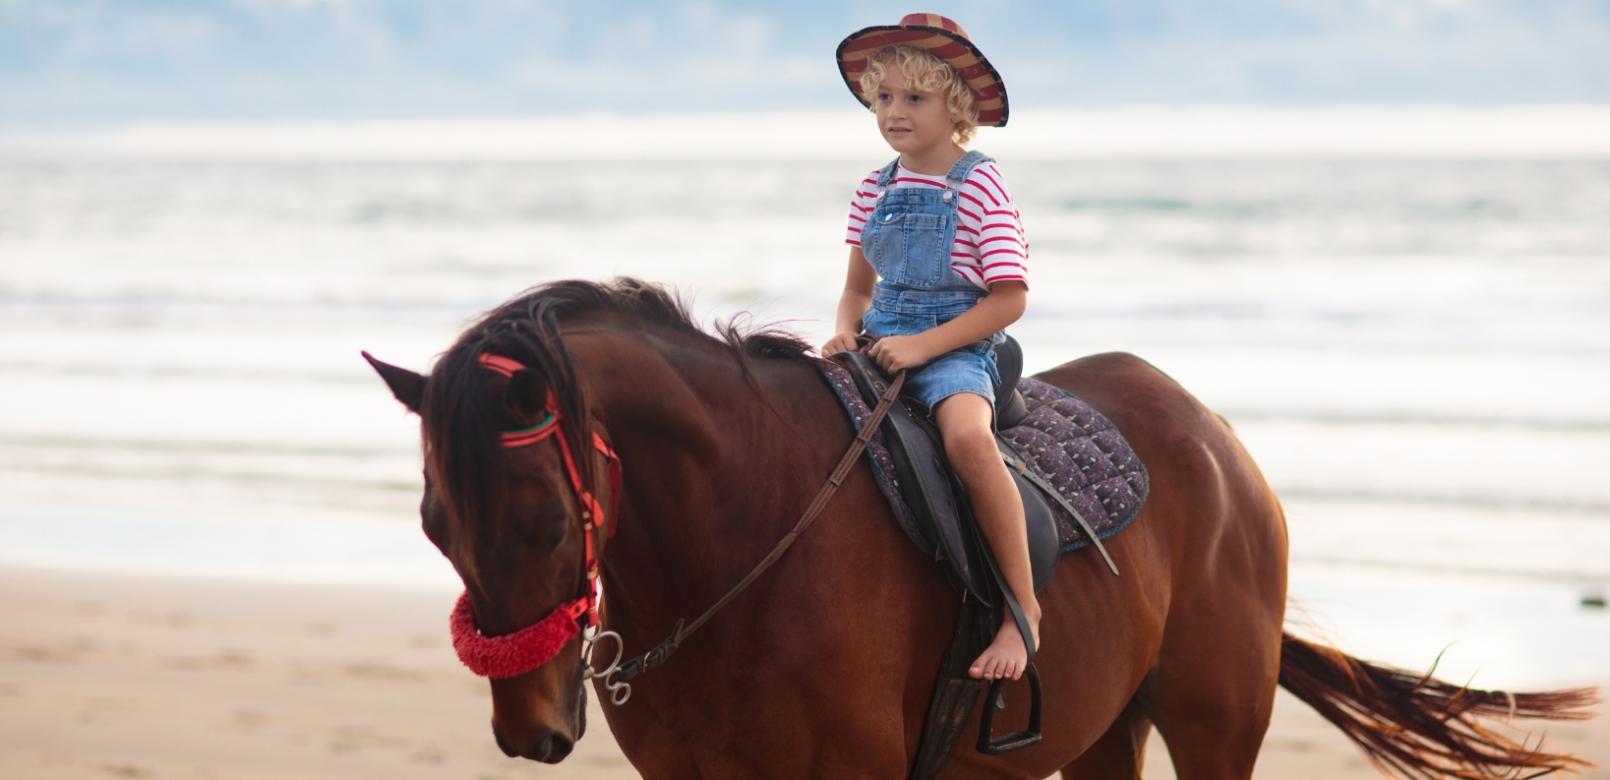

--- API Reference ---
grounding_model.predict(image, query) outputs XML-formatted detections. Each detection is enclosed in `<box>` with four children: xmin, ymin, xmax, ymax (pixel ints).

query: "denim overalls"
<box><xmin>860</xmin><ymin>150</ymin><xmax>1007</xmax><ymax>412</ymax></box>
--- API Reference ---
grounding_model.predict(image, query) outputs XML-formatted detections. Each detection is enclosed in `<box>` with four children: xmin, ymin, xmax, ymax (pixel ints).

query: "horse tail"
<box><xmin>1278</xmin><ymin>632</ymin><xmax>1599</xmax><ymax>778</ymax></box>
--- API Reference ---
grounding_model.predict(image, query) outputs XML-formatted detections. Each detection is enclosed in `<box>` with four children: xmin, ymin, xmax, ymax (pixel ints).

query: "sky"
<box><xmin>2</xmin><ymin>0</ymin><xmax>1608</xmax><ymax>124</ymax></box>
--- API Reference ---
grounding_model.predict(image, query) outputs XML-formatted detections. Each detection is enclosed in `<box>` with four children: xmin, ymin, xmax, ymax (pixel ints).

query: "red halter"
<box><xmin>447</xmin><ymin>353</ymin><xmax>622</xmax><ymax>679</ymax></box>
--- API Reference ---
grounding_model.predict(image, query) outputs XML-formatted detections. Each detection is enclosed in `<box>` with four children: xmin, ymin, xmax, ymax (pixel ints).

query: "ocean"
<box><xmin>2</xmin><ymin>112</ymin><xmax>1607</xmax><ymax>690</ymax></box>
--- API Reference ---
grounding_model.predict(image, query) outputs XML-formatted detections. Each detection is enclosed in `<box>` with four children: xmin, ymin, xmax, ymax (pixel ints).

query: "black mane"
<box><xmin>420</xmin><ymin>277</ymin><xmax>813</xmax><ymax>531</ymax></box>
<box><xmin>485</xmin><ymin>278</ymin><xmax>812</xmax><ymax>360</ymax></box>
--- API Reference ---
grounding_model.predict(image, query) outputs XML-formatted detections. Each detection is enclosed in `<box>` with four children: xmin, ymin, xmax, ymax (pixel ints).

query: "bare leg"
<box><xmin>933</xmin><ymin>392</ymin><xmax>1041</xmax><ymax>680</ymax></box>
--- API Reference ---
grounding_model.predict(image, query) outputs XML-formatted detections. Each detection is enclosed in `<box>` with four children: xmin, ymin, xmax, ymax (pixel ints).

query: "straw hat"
<box><xmin>835</xmin><ymin>12</ymin><xmax>1009</xmax><ymax>127</ymax></box>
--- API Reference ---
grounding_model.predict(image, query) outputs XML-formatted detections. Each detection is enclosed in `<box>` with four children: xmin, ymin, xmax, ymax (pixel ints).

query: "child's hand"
<box><xmin>867</xmin><ymin>334</ymin><xmax>936</xmax><ymax>373</ymax></box>
<box><xmin>820</xmin><ymin>332</ymin><xmax>861</xmax><ymax>356</ymax></box>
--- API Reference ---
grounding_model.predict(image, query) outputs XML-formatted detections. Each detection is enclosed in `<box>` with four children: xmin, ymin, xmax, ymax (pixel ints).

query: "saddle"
<box><xmin>838</xmin><ymin>343</ymin><xmax>1069</xmax><ymax>601</ymax></box>
<box><xmin>835</xmin><ymin>336</ymin><xmax>1125</xmax><ymax>593</ymax></box>
<box><xmin>822</xmin><ymin>338</ymin><xmax>1146</xmax><ymax>779</ymax></box>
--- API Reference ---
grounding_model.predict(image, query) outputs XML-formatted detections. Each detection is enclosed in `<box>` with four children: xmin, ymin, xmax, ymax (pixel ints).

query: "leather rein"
<box><xmin>452</xmin><ymin>352</ymin><xmax>905</xmax><ymax>703</ymax></box>
<box><xmin>606</xmin><ymin>367</ymin><xmax>907</xmax><ymax>696</ymax></box>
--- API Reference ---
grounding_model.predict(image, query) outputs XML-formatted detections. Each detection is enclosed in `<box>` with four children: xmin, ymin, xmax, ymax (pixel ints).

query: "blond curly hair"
<box><xmin>857</xmin><ymin>44</ymin><xmax>979</xmax><ymax>145</ymax></box>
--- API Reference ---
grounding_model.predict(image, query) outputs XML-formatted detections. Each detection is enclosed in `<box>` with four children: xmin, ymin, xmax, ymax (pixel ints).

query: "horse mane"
<box><xmin>421</xmin><ymin>277</ymin><xmax>814</xmax><ymax>532</ymax></box>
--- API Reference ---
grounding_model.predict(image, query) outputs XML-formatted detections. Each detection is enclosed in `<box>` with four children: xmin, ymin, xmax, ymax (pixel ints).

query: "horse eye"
<box><xmin>522</xmin><ymin>507</ymin><xmax>569</xmax><ymax>556</ymax></box>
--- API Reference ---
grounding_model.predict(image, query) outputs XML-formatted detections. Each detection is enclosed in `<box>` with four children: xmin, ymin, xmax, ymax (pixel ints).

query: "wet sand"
<box><xmin>1</xmin><ymin>565</ymin><xmax>1601</xmax><ymax>779</ymax></box>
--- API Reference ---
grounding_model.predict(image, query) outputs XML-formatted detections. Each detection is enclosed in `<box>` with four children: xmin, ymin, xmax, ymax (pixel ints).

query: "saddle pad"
<box><xmin>816</xmin><ymin>360</ymin><xmax>1148</xmax><ymax>554</ymax></box>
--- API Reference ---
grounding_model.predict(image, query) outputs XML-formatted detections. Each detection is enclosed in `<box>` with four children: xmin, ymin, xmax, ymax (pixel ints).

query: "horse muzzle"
<box><xmin>488</xmin><ymin>662</ymin><xmax>588</xmax><ymax>764</ymax></box>
<box><xmin>494</xmin><ymin>720</ymin><xmax>575</xmax><ymax>763</ymax></box>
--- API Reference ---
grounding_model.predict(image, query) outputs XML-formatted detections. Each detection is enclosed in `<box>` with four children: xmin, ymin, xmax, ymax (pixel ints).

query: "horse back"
<box><xmin>1035</xmin><ymin>350</ymin><xmax>1285</xmax><ymax>550</ymax></box>
<box><xmin>1031</xmin><ymin>350</ymin><xmax>1289</xmax><ymax>647</ymax></box>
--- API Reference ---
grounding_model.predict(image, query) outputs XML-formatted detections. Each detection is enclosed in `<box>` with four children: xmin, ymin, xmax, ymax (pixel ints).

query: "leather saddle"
<box><xmin>836</xmin><ymin>336</ymin><xmax>1123</xmax><ymax>773</ymax></box>
<box><xmin>837</xmin><ymin>336</ymin><xmax>1060</xmax><ymax>602</ymax></box>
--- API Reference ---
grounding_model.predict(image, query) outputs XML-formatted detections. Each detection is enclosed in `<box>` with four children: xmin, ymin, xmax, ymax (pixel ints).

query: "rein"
<box><xmin>449</xmin><ymin>349</ymin><xmax>904</xmax><ymax>703</ymax></box>
<box><xmin>601</xmin><ymin>368</ymin><xmax>906</xmax><ymax>696</ymax></box>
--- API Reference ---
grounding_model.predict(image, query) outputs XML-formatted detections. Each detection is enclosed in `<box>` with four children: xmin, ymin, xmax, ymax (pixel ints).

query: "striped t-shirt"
<box><xmin>845</xmin><ymin>161</ymin><xmax>1029</xmax><ymax>290</ymax></box>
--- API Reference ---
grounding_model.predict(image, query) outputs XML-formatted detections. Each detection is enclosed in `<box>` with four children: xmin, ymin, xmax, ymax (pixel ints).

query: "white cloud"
<box><xmin>1363</xmin><ymin>0</ymin><xmax>1484</xmax><ymax>29</ymax></box>
<box><xmin>3</xmin><ymin>0</ymin><xmax>1608</xmax><ymax>121</ymax></box>
<box><xmin>240</xmin><ymin>0</ymin><xmax>352</xmax><ymax>10</ymax></box>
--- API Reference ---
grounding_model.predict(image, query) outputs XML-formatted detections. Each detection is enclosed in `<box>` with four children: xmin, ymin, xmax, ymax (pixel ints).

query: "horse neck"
<box><xmin>569</xmin><ymin>326</ymin><xmax>848</xmax><ymax>638</ymax></box>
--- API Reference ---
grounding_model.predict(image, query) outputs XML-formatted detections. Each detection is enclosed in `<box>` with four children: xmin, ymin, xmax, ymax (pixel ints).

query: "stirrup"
<box><xmin>977</xmin><ymin>663</ymin><xmax>1043</xmax><ymax>754</ymax></box>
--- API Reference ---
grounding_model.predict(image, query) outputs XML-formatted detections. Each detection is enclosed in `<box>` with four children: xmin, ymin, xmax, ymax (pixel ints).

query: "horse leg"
<box><xmin>1141</xmin><ymin>514</ymin><xmax>1286</xmax><ymax>780</ymax></box>
<box><xmin>1032</xmin><ymin>353</ymin><xmax>1288</xmax><ymax>779</ymax></box>
<box><xmin>1057</xmin><ymin>697</ymin><xmax>1152</xmax><ymax>780</ymax></box>
<box><xmin>1141</xmin><ymin>603</ymin><xmax>1283</xmax><ymax>779</ymax></box>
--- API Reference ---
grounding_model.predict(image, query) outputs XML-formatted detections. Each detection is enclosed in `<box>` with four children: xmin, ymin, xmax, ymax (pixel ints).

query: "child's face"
<box><xmin>871</xmin><ymin>62</ymin><xmax>962</xmax><ymax>159</ymax></box>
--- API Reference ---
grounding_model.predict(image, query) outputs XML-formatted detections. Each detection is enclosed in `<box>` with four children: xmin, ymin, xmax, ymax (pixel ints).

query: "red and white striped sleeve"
<box><xmin>844</xmin><ymin>170</ymin><xmax>880</xmax><ymax>247</ymax></box>
<box><xmin>962</xmin><ymin>162</ymin><xmax>1028</xmax><ymax>288</ymax></box>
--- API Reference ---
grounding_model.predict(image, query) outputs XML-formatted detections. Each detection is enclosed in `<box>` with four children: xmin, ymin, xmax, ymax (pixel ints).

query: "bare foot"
<box><xmin>968</xmin><ymin>614</ymin><xmax>1040</xmax><ymax>681</ymax></box>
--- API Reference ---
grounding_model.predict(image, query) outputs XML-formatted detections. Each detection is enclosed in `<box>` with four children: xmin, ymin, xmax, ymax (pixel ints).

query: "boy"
<box><xmin>822</xmin><ymin>14</ymin><xmax>1036</xmax><ymax>681</ymax></box>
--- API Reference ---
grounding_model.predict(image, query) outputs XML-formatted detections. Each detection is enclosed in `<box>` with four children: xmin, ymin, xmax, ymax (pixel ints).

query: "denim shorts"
<box><xmin>904</xmin><ymin>343</ymin><xmax>1001</xmax><ymax>412</ymax></box>
<box><xmin>863</xmin><ymin>288</ymin><xmax>1004</xmax><ymax>412</ymax></box>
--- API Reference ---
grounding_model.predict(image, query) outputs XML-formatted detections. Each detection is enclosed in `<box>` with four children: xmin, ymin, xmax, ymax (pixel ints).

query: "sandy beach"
<box><xmin>2</xmin><ymin>564</ymin><xmax>1601</xmax><ymax>779</ymax></box>
<box><xmin>0</xmin><ymin>565</ymin><xmax>632</xmax><ymax>780</ymax></box>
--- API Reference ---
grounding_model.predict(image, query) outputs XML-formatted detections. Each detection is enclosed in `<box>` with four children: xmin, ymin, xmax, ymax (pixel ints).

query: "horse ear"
<box><xmin>362</xmin><ymin>351</ymin><xmax>426</xmax><ymax>413</ymax></box>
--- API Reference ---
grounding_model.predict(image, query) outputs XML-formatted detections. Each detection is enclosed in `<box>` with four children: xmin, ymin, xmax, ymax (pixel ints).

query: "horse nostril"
<box><xmin>535</xmin><ymin>731</ymin><xmax>574</xmax><ymax>762</ymax></box>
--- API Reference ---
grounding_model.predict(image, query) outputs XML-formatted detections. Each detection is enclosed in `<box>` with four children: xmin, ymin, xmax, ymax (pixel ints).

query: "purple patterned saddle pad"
<box><xmin>816</xmin><ymin>360</ymin><xmax>1148</xmax><ymax>554</ymax></box>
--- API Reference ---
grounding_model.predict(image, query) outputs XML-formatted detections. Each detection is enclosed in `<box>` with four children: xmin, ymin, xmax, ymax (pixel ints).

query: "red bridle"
<box><xmin>447</xmin><ymin>353</ymin><xmax>622</xmax><ymax>680</ymax></box>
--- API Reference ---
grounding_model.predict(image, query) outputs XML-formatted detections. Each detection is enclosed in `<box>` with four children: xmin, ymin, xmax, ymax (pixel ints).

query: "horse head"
<box><xmin>363</xmin><ymin>342</ymin><xmax>618</xmax><ymax>764</ymax></box>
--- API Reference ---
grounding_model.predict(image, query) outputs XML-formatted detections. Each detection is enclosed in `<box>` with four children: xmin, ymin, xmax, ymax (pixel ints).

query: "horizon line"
<box><xmin>5</xmin><ymin>105</ymin><xmax>1610</xmax><ymax>160</ymax></box>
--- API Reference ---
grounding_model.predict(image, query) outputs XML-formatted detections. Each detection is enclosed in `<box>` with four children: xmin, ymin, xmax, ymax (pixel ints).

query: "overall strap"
<box><xmin>944</xmin><ymin>149</ymin><xmax>993</xmax><ymax>189</ymax></box>
<box><xmin>875</xmin><ymin>156</ymin><xmax>902</xmax><ymax>189</ymax></box>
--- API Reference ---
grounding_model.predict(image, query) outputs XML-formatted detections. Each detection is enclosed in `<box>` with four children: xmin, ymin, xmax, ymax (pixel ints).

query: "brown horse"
<box><xmin>365</xmin><ymin>278</ymin><xmax>1596</xmax><ymax>779</ymax></box>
